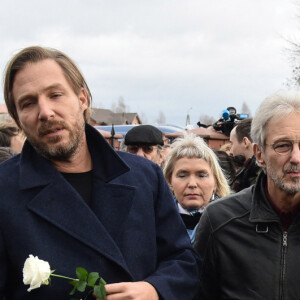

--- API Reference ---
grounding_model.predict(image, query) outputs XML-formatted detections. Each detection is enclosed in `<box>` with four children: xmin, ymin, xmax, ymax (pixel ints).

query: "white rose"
<box><xmin>23</xmin><ymin>254</ymin><xmax>51</xmax><ymax>292</ymax></box>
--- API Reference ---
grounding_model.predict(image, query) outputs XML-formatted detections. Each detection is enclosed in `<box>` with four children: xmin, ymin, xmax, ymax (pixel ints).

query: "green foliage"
<box><xmin>69</xmin><ymin>267</ymin><xmax>106</xmax><ymax>300</ymax></box>
<box><xmin>76</xmin><ymin>267</ymin><xmax>88</xmax><ymax>281</ymax></box>
<box><xmin>87</xmin><ymin>272</ymin><xmax>99</xmax><ymax>287</ymax></box>
<box><xmin>94</xmin><ymin>284</ymin><xmax>106</xmax><ymax>299</ymax></box>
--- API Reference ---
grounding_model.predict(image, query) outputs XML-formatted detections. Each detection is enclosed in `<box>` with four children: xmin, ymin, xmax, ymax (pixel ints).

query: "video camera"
<box><xmin>212</xmin><ymin>106</ymin><xmax>248</xmax><ymax>136</ymax></box>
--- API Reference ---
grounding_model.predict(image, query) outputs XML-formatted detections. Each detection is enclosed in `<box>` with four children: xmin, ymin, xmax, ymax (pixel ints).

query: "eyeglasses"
<box><xmin>127</xmin><ymin>145</ymin><xmax>157</xmax><ymax>154</ymax></box>
<box><xmin>266</xmin><ymin>140</ymin><xmax>300</xmax><ymax>155</ymax></box>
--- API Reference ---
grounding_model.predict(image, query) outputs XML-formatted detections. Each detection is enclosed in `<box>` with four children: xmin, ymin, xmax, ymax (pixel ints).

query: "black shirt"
<box><xmin>61</xmin><ymin>170</ymin><xmax>93</xmax><ymax>206</ymax></box>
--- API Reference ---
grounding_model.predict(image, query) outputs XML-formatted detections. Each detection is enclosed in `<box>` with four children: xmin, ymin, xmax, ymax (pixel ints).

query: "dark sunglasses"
<box><xmin>127</xmin><ymin>145</ymin><xmax>156</xmax><ymax>154</ymax></box>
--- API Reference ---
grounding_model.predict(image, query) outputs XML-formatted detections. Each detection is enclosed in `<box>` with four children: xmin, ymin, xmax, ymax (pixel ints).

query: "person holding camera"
<box><xmin>194</xmin><ymin>91</ymin><xmax>300</xmax><ymax>299</ymax></box>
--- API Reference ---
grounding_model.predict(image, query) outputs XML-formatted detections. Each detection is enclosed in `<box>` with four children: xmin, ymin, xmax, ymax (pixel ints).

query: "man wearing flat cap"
<box><xmin>124</xmin><ymin>125</ymin><xmax>164</xmax><ymax>165</ymax></box>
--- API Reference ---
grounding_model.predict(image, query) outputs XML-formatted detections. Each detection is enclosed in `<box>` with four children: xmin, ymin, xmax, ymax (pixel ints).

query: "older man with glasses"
<box><xmin>124</xmin><ymin>125</ymin><xmax>164</xmax><ymax>165</ymax></box>
<box><xmin>194</xmin><ymin>91</ymin><xmax>300</xmax><ymax>300</ymax></box>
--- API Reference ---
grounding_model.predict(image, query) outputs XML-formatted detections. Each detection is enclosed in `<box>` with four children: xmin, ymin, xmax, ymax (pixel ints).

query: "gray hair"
<box><xmin>163</xmin><ymin>133</ymin><xmax>230</xmax><ymax>198</ymax></box>
<box><xmin>251</xmin><ymin>91</ymin><xmax>300</xmax><ymax>148</ymax></box>
<box><xmin>0</xmin><ymin>147</ymin><xmax>17</xmax><ymax>163</ymax></box>
<box><xmin>119</xmin><ymin>139</ymin><xmax>127</xmax><ymax>152</ymax></box>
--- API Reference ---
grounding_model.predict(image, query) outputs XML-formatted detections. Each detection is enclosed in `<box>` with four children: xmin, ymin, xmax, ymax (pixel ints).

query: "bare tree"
<box><xmin>285</xmin><ymin>62</ymin><xmax>300</xmax><ymax>88</ymax></box>
<box><xmin>240</xmin><ymin>102</ymin><xmax>252</xmax><ymax>117</ymax></box>
<box><xmin>199</xmin><ymin>114</ymin><xmax>215</xmax><ymax>126</ymax></box>
<box><xmin>139</xmin><ymin>112</ymin><xmax>148</xmax><ymax>124</ymax></box>
<box><xmin>111</xmin><ymin>96</ymin><xmax>130</xmax><ymax>113</ymax></box>
<box><xmin>283</xmin><ymin>32</ymin><xmax>300</xmax><ymax>87</ymax></box>
<box><xmin>283</xmin><ymin>2</ymin><xmax>300</xmax><ymax>87</ymax></box>
<box><xmin>156</xmin><ymin>111</ymin><xmax>166</xmax><ymax>124</ymax></box>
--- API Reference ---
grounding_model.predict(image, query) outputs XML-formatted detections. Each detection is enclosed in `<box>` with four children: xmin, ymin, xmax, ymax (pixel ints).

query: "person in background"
<box><xmin>0</xmin><ymin>121</ymin><xmax>25</xmax><ymax>153</ymax></box>
<box><xmin>229</xmin><ymin>118</ymin><xmax>261</xmax><ymax>192</ymax></box>
<box><xmin>219</xmin><ymin>142</ymin><xmax>231</xmax><ymax>155</ymax></box>
<box><xmin>124</xmin><ymin>125</ymin><xmax>164</xmax><ymax>165</ymax></box>
<box><xmin>0</xmin><ymin>46</ymin><xmax>200</xmax><ymax>300</ymax></box>
<box><xmin>118</xmin><ymin>138</ymin><xmax>127</xmax><ymax>152</ymax></box>
<box><xmin>162</xmin><ymin>133</ymin><xmax>169</xmax><ymax>145</ymax></box>
<box><xmin>0</xmin><ymin>147</ymin><xmax>17</xmax><ymax>163</ymax></box>
<box><xmin>163</xmin><ymin>133</ymin><xmax>230</xmax><ymax>243</ymax></box>
<box><xmin>160</xmin><ymin>144</ymin><xmax>172</xmax><ymax>169</ymax></box>
<box><xmin>213</xmin><ymin>149</ymin><xmax>237</xmax><ymax>187</ymax></box>
<box><xmin>194</xmin><ymin>91</ymin><xmax>300</xmax><ymax>299</ymax></box>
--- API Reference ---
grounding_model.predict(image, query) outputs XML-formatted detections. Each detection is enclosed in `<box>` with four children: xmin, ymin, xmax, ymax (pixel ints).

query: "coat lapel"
<box><xmin>19</xmin><ymin>125</ymin><xmax>135</xmax><ymax>278</ymax></box>
<box><xmin>26</xmin><ymin>176</ymin><xmax>133</xmax><ymax>277</ymax></box>
<box><xmin>91</xmin><ymin>179</ymin><xmax>135</xmax><ymax>240</ymax></box>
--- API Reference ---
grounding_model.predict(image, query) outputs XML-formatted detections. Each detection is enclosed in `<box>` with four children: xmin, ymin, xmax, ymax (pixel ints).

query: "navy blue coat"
<box><xmin>0</xmin><ymin>125</ymin><xmax>200</xmax><ymax>299</ymax></box>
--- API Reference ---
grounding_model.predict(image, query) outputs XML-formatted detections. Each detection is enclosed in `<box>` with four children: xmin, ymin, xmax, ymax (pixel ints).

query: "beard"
<box><xmin>267</xmin><ymin>163</ymin><xmax>300</xmax><ymax>195</ymax></box>
<box><xmin>24</xmin><ymin>117</ymin><xmax>85</xmax><ymax>162</ymax></box>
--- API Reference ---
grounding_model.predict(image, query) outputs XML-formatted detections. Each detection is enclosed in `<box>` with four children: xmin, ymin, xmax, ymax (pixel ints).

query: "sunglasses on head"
<box><xmin>127</xmin><ymin>144</ymin><xmax>157</xmax><ymax>154</ymax></box>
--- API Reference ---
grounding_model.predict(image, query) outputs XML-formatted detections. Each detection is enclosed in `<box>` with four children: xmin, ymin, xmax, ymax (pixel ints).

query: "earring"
<box><xmin>211</xmin><ymin>191</ymin><xmax>216</xmax><ymax>200</ymax></box>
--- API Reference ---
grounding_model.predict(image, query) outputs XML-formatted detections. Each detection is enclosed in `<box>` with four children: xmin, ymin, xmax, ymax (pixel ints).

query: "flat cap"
<box><xmin>124</xmin><ymin>125</ymin><xmax>164</xmax><ymax>146</ymax></box>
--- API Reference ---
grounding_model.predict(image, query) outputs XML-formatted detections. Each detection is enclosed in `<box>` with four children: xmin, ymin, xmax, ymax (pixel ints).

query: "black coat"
<box><xmin>230</xmin><ymin>155</ymin><xmax>261</xmax><ymax>192</ymax></box>
<box><xmin>194</xmin><ymin>172</ymin><xmax>300</xmax><ymax>300</ymax></box>
<box><xmin>0</xmin><ymin>124</ymin><xmax>200</xmax><ymax>299</ymax></box>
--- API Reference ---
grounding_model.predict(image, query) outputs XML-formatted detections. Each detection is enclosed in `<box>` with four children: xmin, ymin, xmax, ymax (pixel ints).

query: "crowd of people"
<box><xmin>1</xmin><ymin>45</ymin><xmax>300</xmax><ymax>300</ymax></box>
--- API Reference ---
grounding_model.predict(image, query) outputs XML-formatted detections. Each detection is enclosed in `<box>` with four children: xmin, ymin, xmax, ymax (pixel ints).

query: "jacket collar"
<box><xmin>19</xmin><ymin>123</ymin><xmax>130</xmax><ymax>189</ymax></box>
<box><xmin>249</xmin><ymin>172</ymin><xmax>281</xmax><ymax>223</ymax></box>
<box><xmin>250</xmin><ymin>172</ymin><xmax>300</xmax><ymax>228</ymax></box>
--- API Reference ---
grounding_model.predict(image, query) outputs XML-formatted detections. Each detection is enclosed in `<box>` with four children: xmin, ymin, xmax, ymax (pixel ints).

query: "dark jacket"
<box><xmin>0</xmin><ymin>124</ymin><xmax>200</xmax><ymax>299</ymax></box>
<box><xmin>178</xmin><ymin>196</ymin><xmax>219</xmax><ymax>244</ymax></box>
<box><xmin>230</xmin><ymin>155</ymin><xmax>261</xmax><ymax>192</ymax></box>
<box><xmin>194</xmin><ymin>172</ymin><xmax>300</xmax><ymax>300</ymax></box>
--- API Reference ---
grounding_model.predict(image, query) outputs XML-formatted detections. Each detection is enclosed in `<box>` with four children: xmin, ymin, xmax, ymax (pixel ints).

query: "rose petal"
<box><xmin>23</xmin><ymin>255</ymin><xmax>51</xmax><ymax>292</ymax></box>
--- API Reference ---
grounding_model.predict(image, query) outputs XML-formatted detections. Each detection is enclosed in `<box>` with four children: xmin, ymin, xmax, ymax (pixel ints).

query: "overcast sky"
<box><xmin>0</xmin><ymin>0</ymin><xmax>299</xmax><ymax>127</ymax></box>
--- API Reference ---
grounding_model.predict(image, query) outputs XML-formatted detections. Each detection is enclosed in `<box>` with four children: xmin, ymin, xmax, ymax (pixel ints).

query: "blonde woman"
<box><xmin>164</xmin><ymin>133</ymin><xmax>230</xmax><ymax>243</ymax></box>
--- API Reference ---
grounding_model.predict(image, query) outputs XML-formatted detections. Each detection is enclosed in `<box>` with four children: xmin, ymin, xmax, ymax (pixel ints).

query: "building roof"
<box><xmin>0</xmin><ymin>104</ymin><xmax>8</xmax><ymax>114</ymax></box>
<box><xmin>165</xmin><ymin>126</ymin><xmax>229</xmax><ymax>149</ymax></box>
<box><xmin>90</xmin><ymin>108</ymin><xmax>141</xmax><ymax>125</ymax></box>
